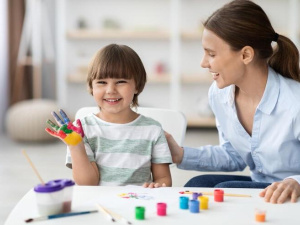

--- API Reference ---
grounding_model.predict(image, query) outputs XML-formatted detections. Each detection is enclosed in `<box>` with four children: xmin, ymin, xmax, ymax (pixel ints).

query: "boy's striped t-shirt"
<box><xmin>66</xmin><ymin>113</ymin><xmax>172</xmax><ymax>186</ymax></box>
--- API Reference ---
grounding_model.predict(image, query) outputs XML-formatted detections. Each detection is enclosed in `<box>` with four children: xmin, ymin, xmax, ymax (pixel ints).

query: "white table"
<box><xmin>5</xmin><ymin>186</ymin><xmax>300</xmax><ymax>225</ymax></box>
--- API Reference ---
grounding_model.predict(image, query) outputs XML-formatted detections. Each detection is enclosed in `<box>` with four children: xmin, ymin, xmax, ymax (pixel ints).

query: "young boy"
<box><xmin>46</xmin><ymin>44</ymin><xmax>172</xmax><ymax>187</ymax></box>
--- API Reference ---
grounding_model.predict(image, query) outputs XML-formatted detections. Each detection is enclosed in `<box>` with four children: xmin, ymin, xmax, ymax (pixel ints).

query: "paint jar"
<box><xmin>157</xmin><ymin>202</ymin><xmax>167</xmax><ymax>216</ymax></box>
<box><xmin>255</xmin><ymin>209</ymin><xmax>266</xmax><ymax>222</ymax></box>
<box><xmin>34</xmin><ymin>182</ymin><xmax>64</xmax><ymax>215</ymax></box>
<box><xmin>192</xmin><ymin>192</ymin><xmax>199</xmax><ymax>200</ymax></box>
<box><xmin>214</xmin><ymin>189</ymin><xmax>224</xmax><ymax>202</ymax></box>
<box><xmin>179</xmin><ymin>196</ymin><xmax>189</xmax><ymax>209</ymax></box>
<box><xmin>51</xmin><ymin>179</ymin><xmax>75</xmax><ymax>213</ymax></box>
<box><xmin>198</xmin><ymin>196</ymin><xmax>209</xmax><ymax>210</ymax></box>
<box><xmin>135</xmin><ymin>206</ymin><xmax>145</xmax><ymax>220</ymax></box>
<box><xmin>189</xmin><ymin>200</ymin><xmax>200</xmax><ymax>213</ymax></box>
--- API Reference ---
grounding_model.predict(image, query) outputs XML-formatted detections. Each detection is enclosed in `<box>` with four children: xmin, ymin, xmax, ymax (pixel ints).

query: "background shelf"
<box><xmin>56</xmin><ymin>0</ymin><xmax>300</xmax><ymax>128</ymax></box>
<box><xmin>67</xmin><ymin>72</ymin><xmax>212</xmax><ymax>85</ymax></box>
<box><xmin>67</xmin><ymin>29</ymin><xmax>170</xmax><ymax>40</ymax></box>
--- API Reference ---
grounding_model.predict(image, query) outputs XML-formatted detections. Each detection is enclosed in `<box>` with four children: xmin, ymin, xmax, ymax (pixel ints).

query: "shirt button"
<box><xmin>258</xmin><ymin>169</ymin><xmax>262</xmax><ymax>173</ymax></box>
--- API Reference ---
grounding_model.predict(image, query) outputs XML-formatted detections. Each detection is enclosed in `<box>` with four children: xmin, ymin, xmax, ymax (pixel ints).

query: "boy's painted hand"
<box><xmin>45</xmin><ymin>109</ymin><xmax>84</xmax><ymax>146</ymax></box>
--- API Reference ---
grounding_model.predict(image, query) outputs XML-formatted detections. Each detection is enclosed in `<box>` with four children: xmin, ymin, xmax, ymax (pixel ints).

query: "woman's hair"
<box><xmin>203</xmin><ymin>0</ymin><xmax>300</xmax><ymax>82</ymax></box>
<box><xmin>87</xmin><ymin>44</ymin><xmax>147</xmax><ymax>107</ymax></box>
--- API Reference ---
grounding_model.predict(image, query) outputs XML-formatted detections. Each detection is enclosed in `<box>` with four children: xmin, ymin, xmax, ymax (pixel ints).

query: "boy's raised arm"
<box><xmin>45</xmin><ymin>109</ymin><xmax>100</xmax><ymax>185</ymax></box>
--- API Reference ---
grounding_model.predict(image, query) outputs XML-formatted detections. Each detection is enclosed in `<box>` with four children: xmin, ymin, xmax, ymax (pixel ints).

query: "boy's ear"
<box><xmin>241</xmin><ymin>46</ymin><xmax>254</xmax><ymax>65</ymax></box>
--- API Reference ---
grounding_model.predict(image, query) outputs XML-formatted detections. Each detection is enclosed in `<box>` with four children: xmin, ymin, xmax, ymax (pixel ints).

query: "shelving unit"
<box><xmin>66</xmin><ymin>29</ymin><xmax>170</xmax><ymax>40</ymax></box>
<box><xmin>55</xmin><ymin>0</ymin><xmax>299</xmax><ymax>128</ymax></box>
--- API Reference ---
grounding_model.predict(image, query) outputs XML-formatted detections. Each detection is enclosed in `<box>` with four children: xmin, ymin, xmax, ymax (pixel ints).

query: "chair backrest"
<box><xmin>75</xmin><ymin>106</ymin><xmax>187</xmax><ymax>145</ymax></box>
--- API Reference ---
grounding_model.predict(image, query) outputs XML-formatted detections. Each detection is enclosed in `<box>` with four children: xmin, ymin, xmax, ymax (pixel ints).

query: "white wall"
<box><xmin>0</xmin><ymin>0</ymin><xmax>8</xmax><ymax>133</ymax></box>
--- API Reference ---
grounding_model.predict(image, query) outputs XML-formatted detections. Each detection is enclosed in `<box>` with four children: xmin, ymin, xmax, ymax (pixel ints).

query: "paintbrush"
<box><xmin>22</xmin><ymin>150</ymin><xmax>45</xmax><ymax>185</ymax></box>
<box><xmin>104</xmin><ymin>207</ymin><xmax>132</xmax><ymax>225</ymax></box>
<box><xmin>25</xmin><ymin>210</ymin><xmax>98</xmax><ymax>223</ymax></box>
<box><xmin>96</xmin><ymin>204</ymin><xmax>116</xmax><ymax>222</ymax></box>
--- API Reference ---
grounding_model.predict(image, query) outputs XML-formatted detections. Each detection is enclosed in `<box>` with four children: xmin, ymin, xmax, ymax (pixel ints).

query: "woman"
<box><xmin>166</xmin><ymin>0</ymin><xmax>300</xmax><ymax>204</ymax></box>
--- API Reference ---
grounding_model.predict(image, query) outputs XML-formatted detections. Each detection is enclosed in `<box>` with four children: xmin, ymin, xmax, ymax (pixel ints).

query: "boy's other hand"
<box><xmin>143</xmin><ymin>182</ymin><xmax>166</xmax><ymax>188</ymax></box>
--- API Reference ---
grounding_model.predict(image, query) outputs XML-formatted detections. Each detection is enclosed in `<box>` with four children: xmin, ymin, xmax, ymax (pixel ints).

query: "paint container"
<box><xmin>34</xmin><ymin>182</ymin><xmax>64</xmax><ymax>215</ymax></box>
<box><xmin>198</xmin><ymin>196</ymin><xmax>209</xmax><ymax>210</ymax></box>
<box><xmin>51</xmin><ymin>179</ymin><xmax>75</xmax><ymax>213</ymax></box>
<box><xmin>192</xmin><ymin>192</ymin><xmax>199</xmax><ymax>200</ymax></box>
<box><xmin>135</xmin><ymin>206</ymin><xmax>145</xmax><ymax>220</ymax></box>
<box><xmin>255</xmin><ymin>209</ymin><xmax>266</xmax><ymax>222</ymax></box>
<box><xmin>157</xmin><ymin>202</ymin><xmax>167</xmax><ymax>216</ymax></box>
<box><xmin>189</xmin><ymin>200</ymin><xmax>200</xmax><ymax>213</ymax></box>
<box><xmin>214</xmin><ymin>189</ymin><xmax>224</xmax><ymax>202</ymax></box>
<box><xmin>179</xmin><ymin>196</ymin><xmax>189</xmax><ymax>209</ymax></box>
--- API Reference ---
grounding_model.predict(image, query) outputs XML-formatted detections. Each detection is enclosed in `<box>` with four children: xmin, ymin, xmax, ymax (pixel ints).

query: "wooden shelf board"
<box><xmin>67</xmin><ymin>29</ymin><xmax>205</xmax><ymax>41</ymax></box>
<box><xmin>147</xmin><ymin>74</ymin><xmax>171</xmax><ymax>83</ymax></box>
<box><xmin>181</xmin><ymin>73</ymin><xmax>212</xmax><ymax>84</ymax></box>
<box><xmin>187</xmin><ymin>116</ymin><xmax>216</xmax><ymax>128</ymax></box>
<box><xmin>67</xmin><ymin>72</ymin><xmax>213</xmax><ymax>85</ymax></box>
<box><xmin>67</xmin><ymin>29</ymin><xmax>170</xmax><ymax>40</ymax></box>
<box><xmin>181</xmin><ymin>31</ymin><xmax>202</xmax><ymax>40</ymax></box>
<box><xmin>67</xmin><ymin>74</ymin><xmax>87</xmax><ymax>83</ymax></box>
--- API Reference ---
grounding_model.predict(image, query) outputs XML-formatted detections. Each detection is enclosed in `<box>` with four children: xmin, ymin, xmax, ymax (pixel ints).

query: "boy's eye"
<box><xmin>96</xmin><ymin>81</ymin><xmax>106</xmax><ymax>84</ymax></box>
<box><xmin>117</xmin><ymin>80</ymin><xmax>127</xmax><ymax>84</ymax></box>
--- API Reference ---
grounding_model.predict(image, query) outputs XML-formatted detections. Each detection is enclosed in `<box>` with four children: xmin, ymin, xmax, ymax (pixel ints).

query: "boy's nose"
<box><xmin>106</xmin><ymin>84</ymin><xmax>116</xmax><ymax>94</ymax></box>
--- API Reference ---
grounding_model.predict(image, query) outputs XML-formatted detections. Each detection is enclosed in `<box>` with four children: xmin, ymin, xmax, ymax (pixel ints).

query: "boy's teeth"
<box><xmin>107</xmin><ymin>99</ymin><xmax>120</xmax><ymax>102</ymax></box>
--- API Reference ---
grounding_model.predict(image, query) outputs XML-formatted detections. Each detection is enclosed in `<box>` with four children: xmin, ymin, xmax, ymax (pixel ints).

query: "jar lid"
<box><xmin>34</xmin><ymin>182</ymin><xmax>64</xmax><ymax>193</ymax></box>
<box><xmin>61</xmin><ymin>179</ymin><xmax>75</xmax><ymax>187</ymax></box>
<box><xmin>50</xmin><ymin>179</ymin><xmax>75</xmax><ymax>187</ymax></box>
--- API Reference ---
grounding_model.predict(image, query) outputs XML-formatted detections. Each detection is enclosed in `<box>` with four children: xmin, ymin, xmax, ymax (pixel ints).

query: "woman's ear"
<box><xmin>241</xmin><ymin>46</ymin><xmax>254</xmax><ymax>65</ymax></box>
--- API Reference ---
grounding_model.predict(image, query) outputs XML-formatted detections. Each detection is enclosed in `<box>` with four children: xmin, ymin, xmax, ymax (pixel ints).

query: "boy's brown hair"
<box><xmin>87</xmin><ymin>44</ymin><xmax>147</xmax><ymax>107</ymax></box>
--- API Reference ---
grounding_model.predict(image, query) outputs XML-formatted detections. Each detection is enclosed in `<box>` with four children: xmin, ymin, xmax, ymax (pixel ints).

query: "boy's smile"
<box><xmin>104</xmin><ymin>98</ymin><xmax>122</xmax><ymax>104</ymax></box>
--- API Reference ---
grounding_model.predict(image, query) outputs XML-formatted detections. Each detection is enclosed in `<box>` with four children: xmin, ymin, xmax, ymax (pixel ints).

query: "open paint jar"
<box><xmin>34</xmin><ymin>179</ymin><xmax>75</xmax><ymax>215</ymax></box>
<box><xmin>51</xmin><ymin>179</ymin><xmax>75</xmax><ymax>213</ymax></box>
<box><xmin>34</xmin><ymin>182</ymin><xmax>64</xmax><ymax>215</ymax></box>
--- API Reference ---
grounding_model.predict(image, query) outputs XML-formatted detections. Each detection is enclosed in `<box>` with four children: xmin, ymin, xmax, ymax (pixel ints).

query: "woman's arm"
<box><xmin>143</xmin><ymin>163</ymin><xmax>172</xmax><ymax>188</ymax></box>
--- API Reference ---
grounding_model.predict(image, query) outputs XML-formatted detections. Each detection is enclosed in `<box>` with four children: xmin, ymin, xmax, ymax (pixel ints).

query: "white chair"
<box><xmin>75</xmin><ymin>106</ymin><xmax>187</xmax><ymax>145</ymax></box>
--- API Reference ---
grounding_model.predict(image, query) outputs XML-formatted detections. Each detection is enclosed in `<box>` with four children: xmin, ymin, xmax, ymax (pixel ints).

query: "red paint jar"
<box><xmin>214</xmin><ymin>189</ymin><xmax>224</xmax><ymax>202</ymax></box>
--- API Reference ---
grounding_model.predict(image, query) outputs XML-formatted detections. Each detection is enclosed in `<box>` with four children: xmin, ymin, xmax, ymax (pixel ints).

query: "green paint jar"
<box><xmin>135</xmin><ymin>206</ymin><xmax>145</xmax><ymax>220</ymax></box>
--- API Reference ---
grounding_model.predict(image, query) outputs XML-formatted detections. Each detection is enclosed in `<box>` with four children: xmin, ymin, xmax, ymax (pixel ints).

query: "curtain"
<box><xmin>8</xmin><ymin>0</ymin><xmax>33</xmax><ymax>105</ymax></box>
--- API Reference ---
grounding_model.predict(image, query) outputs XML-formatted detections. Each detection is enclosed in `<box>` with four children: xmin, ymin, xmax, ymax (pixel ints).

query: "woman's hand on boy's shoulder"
<box><xmin>143</xmin><ymin>182</ymin><xmax>167</xmax><ymax>188</ymax></box>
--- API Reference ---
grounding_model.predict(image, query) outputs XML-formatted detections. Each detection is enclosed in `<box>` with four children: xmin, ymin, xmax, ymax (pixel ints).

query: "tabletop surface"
<box><xmin>5</xmin><ymin>186</ymin><xmax>300</xmax><ymax>225</ymax></box>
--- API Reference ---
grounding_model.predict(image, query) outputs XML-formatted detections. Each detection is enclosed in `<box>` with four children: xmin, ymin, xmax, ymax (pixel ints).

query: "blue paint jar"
<box><xmin>179</xmin><ymin>196</ymin><xmax>189</xmax><ymax>209</ymax></box>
